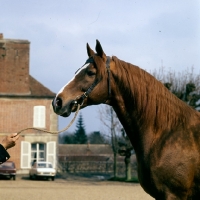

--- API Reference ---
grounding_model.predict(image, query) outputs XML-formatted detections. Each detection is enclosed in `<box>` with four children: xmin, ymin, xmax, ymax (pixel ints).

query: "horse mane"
<box><xmin>111</xmin><ymin>56</ymin><xmax>198</xmax><ymax>132</ymax></box>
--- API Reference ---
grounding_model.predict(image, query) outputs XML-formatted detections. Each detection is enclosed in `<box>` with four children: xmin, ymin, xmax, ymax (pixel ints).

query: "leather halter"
<box><xmin>74</xmin><ymin>56</ymin><xmax>111</xmax><ymax>106</ymax></box>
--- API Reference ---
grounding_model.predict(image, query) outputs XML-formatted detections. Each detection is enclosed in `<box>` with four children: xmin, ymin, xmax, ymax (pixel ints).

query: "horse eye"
<box><xmin>87</xmin><ymin>71</ymin><xmax>96</xmax><ymax>76</ymax></box>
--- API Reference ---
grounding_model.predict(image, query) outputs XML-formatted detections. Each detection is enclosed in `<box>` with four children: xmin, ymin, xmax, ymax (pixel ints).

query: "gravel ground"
<box><xmin>0</xmin><ymin>175</ymin><xmax>154</xmax><ymax>200</ymax></box>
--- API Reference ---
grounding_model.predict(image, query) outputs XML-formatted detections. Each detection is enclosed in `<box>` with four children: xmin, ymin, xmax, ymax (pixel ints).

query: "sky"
<box><xmin>1</xmin><ymin>0</ymin><xmax>200</xmax><ymax>134</ymax></box>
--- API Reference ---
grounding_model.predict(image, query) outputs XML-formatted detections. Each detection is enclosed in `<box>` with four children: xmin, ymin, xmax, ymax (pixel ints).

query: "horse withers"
<box><xmin>52</xmin><ymin>40</ymin><xmax>200</xmax><ymax>199</ymax></box>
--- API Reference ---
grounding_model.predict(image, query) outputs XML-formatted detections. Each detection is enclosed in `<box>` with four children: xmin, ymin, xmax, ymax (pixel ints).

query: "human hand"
<box><xmin>1</xmin><ymin>133</ymin><xmax>19</xmax><ymax>150</ymax></box>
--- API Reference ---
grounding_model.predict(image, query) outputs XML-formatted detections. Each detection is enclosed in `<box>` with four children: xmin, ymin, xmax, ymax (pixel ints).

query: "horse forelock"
<box><xmin>111</xmin><ymin>56</ymin><xmax>197</xmax><ymax>131</ymax></box>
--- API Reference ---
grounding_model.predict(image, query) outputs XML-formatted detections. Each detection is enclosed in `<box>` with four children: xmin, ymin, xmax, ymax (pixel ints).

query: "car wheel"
<box><xmin>13</xmin><ymin>176</ymin><xmax>16</xmax><ymax>180</ymax></box>
<box><xmin>51</xmin><ymin>177</ymin><xmax>55</xmax><ymax>181</ymax></box>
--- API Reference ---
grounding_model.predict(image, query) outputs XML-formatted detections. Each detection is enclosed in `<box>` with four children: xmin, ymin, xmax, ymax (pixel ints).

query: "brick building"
<box><xmin>0</xmin><ymin>34</ymin><xmax>58</xmax><ymax>174</ymax></box>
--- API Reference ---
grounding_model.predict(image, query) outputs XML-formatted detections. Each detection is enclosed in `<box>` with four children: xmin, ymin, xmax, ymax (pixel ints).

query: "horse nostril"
<box><xmin>56</xmin><ymin>97</ymin><xmax>62</xmax><ymax>109</ymax></box>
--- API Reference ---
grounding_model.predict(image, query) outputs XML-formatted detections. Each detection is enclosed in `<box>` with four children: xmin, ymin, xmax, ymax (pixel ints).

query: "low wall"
<box><xmin>58</xmin><ymin>161</ymin><xmax>137</xmax><ymax>176</ymax></box>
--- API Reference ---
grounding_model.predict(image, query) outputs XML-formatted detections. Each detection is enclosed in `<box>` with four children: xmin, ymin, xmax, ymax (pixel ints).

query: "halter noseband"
<box><xmin>74</xmin><ymin>56</ymin><xmax>111</xmax><ymax>106</ymax></box>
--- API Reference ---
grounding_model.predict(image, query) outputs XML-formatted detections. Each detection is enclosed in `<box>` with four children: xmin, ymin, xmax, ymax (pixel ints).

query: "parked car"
<box><xmin>0</xmin><ymin>161</ymin><xmax>16</xmax><ymax>180</ymax></box>
<box><xmin>29</xmin><ymin>161</ymin><xmax>56</xmax><ymax>181</ymax></box>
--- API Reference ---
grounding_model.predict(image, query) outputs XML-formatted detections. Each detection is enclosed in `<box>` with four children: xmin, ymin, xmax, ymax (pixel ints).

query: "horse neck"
<box><xmin>110</xmin><ymin>57</ymin><xmax>196</xmax><ymax>151</ymax></box>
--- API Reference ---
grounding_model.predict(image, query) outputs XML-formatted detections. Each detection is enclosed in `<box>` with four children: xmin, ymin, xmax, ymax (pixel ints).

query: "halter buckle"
<box><xmin>74</xmin><ymin>95</ymin><xmax>84</xmax><ymax>106</ymax></box>
<box><xmin>83</xmin><ymin>92</ymin><xmax>88</xmax><ymax>98</ymax></box>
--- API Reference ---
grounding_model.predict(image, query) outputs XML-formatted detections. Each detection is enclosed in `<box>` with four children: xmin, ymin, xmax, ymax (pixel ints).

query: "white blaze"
<box><xmin>56</xmin><ymin>63</ymin><xmax>90</xmax><ymax>97</ymax></box>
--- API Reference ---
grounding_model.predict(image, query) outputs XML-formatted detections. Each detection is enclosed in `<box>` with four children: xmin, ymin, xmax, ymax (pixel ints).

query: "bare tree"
<box><xmin>118</xmin><ymin>128</ymin><xmax>134</xmax><ymax>181</ymax></box>
<box><xmin>99</xmin><ymin>105</ymin><xmax>123</xmax><ymax>178</ymax></box>
<box><xmin>151</xmin><ymin>66</ymin><xmax>200</xmax><ymax>110</ymax></box>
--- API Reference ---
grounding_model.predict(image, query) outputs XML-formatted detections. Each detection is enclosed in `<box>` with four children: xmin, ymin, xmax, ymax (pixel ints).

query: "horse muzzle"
<box><xmin>52</xmin><ymin>97</ymin><xmax>80</xmax><ymax>117</ymax></box>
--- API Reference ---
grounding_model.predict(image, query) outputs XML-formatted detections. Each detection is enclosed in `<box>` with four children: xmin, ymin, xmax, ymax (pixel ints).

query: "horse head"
<box><xmin>52</xmin><ymin>40</ymin><xmax>111</xmax><ymax>117</ymax></box>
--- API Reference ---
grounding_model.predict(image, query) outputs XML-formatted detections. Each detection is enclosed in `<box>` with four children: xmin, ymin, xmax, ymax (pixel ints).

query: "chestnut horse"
<box><xmin>52</xmin><ymin>40</ymin><xmax>200</xmax><ymax>199</ymax></box>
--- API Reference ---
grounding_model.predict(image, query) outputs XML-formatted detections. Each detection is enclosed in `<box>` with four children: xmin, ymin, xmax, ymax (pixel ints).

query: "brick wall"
<box><xmin>0</xmin><ymin>98</ymin><xmax>54</xmax><ymax>133</ymax></box>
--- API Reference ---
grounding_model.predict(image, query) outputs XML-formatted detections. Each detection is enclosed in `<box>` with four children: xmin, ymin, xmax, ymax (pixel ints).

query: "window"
<box><xmin>33</xmin><ymin>106</ymin><xmax>46</xmax><ymax>128</ymax></box>
<box><xmin>21</xmin><ymin>141</ymin><xmax>56</xmax><ymax>169</ymax></box>
<box><xmin>31</xmin><ymin>143</ymin><xmax>46</xmax><ymax>164</ymax></box>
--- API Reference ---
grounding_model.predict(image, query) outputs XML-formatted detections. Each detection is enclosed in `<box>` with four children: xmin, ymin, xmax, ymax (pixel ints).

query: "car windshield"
<box><xmin>0</xmin><ymin>162</ymin><xmax>14</xmax><ymax>168</ymax></box>
<box><xmin>37</xmin><ymin>163</ymin><xmax>52</xmax><ymax>168</ymax></box>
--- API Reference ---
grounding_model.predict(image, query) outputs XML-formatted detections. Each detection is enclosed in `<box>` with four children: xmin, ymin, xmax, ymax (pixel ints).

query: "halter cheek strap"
<box><xmin>75</xmin><ymin>56</ymin><xmax>111</xmax><ymax>106</ymax></box>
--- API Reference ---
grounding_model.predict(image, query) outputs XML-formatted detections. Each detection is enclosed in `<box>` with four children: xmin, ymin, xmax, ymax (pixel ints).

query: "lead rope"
<box><xmin>16</xmin><ymin>104</ymin><xmax>81</xmax><ymax>135</ymax></box>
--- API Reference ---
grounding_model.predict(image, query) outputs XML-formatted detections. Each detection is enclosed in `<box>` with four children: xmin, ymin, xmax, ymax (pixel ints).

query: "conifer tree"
<box><xmin>74</xmin><ymin>113</ymin><xmax>88</xmax><ymax>144</ymax></box>
<box><xmin>88</xmin><ymin>131</ymin><xmax>106</xmax><ymax>144</ymax></box>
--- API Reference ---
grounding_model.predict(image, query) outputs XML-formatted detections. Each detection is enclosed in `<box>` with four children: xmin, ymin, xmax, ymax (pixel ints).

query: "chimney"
<box><xmin>0</xmin><ymin>35</ymin><xmax>31</xmax><ymax>95</ymax></box>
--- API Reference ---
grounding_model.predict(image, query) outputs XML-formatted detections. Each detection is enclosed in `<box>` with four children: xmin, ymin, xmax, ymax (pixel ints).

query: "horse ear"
<box><xmin>87</xmin><ymin>43</ymin><xmax>95</xmax><ymax>57</ymax></box>
<box><xmin>95</xmin><ymin>40</ymin><xmax>107</xmax><ymax>61</ymax></box>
